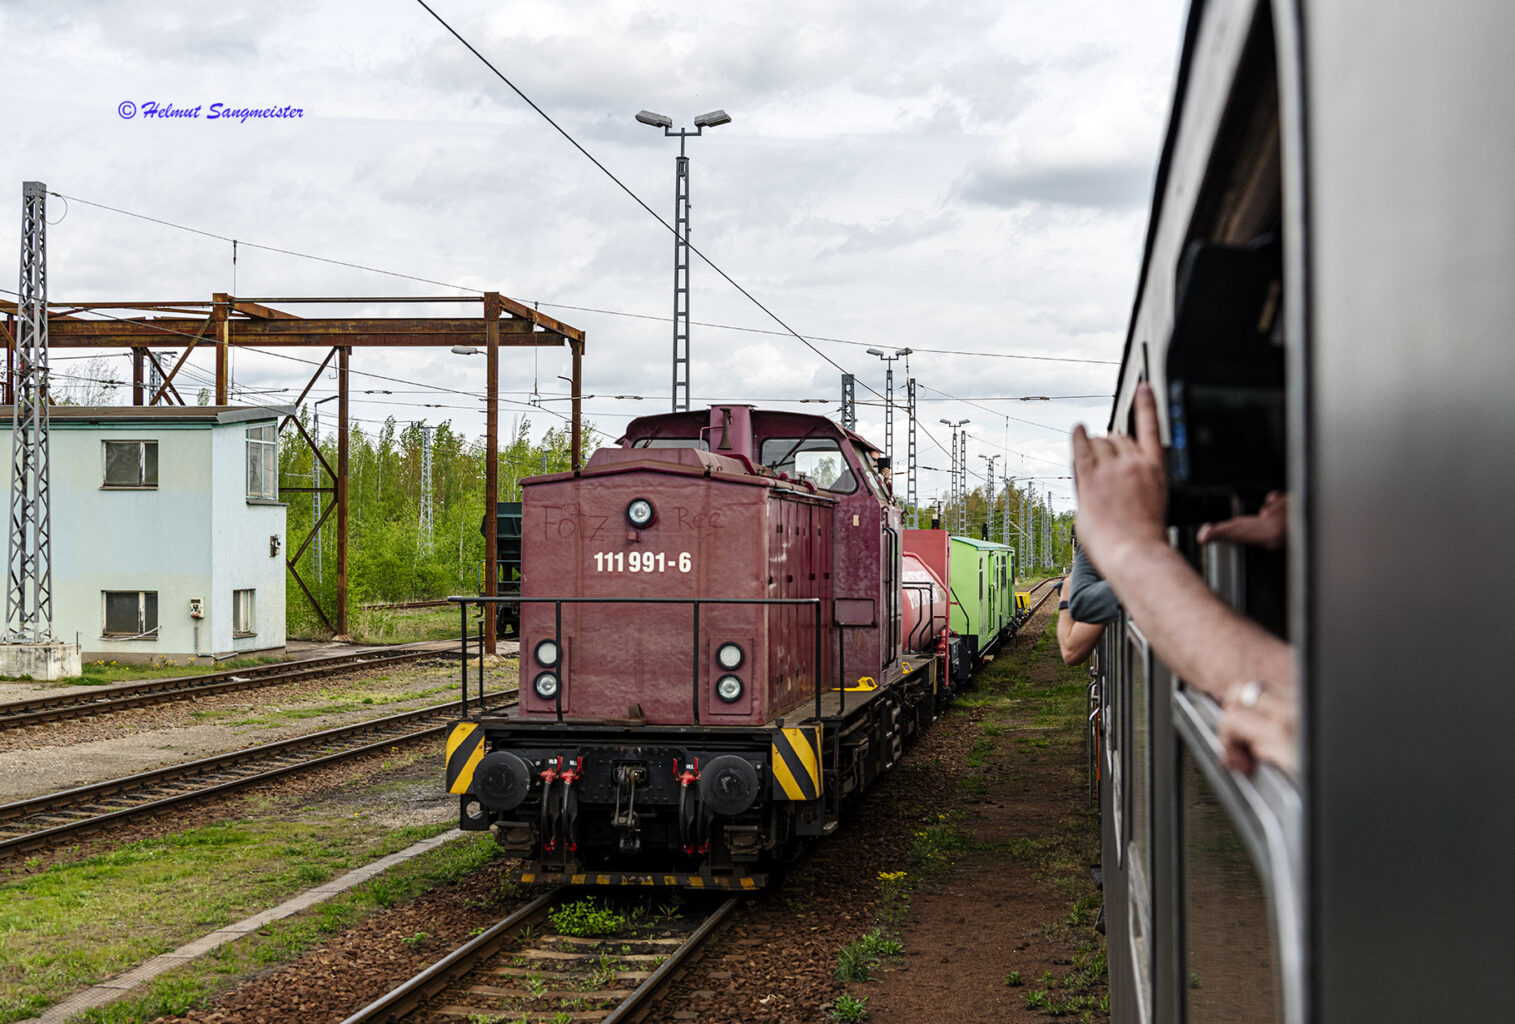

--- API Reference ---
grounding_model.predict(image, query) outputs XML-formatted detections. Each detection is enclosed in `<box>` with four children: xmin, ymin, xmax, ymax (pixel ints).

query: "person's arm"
<box><xmin>1198</xmin><ymin>490</ymin><xmax>1289</xmax><ymax>549</ymax></box>
<box><xmin>1071</xmin><ymin>382</ymin><xmax>1295</xmax><ymax>702</ymax></box>
<box><xmin>1057</xmin><ymin>576</ymin><xmax>1105</xmax><ymax>665</ymax></box>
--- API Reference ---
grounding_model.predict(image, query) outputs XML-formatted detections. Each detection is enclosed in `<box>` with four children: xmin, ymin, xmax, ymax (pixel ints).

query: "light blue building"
<box><xmin>1</xmin><ymin>406</ymin><xmax>289</xmax><ymax>663</ymax></box>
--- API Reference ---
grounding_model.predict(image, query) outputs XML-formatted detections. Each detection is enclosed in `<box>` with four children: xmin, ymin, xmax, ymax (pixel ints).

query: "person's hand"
<box><xmin>1218</xmin><ymin>679</ymin><xmax>1298</xmax><ymax>779</ymax></box>
<box><xmin>1071</xmin><ymin>381</ymin><xmax>1167</xmax><ymax>570</ymax></box>
<box><xmin>1198</xmin><ymin>491</ymin><xmax>1289</xmax><ymax>550</ymax></box>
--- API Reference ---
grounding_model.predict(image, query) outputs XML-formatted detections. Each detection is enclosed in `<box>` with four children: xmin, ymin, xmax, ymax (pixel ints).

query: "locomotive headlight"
<box><xmin>534</xmin><ymin>639</ymin><xmax>560</xmax><ymax>667</ymax></box>
<box><xmin>533</xmin><ymin>671</ymin><xmax>560</xmax><ymax>700</ymax></box>
<box><xmin>716</xmin><ymin>674</ymin><xmax>744</xmax><ymax>702</ymax></box>
<box><xmin>716</xmin><ymin>642</ymin><xmax>745</xmax><ymax>670</ymax></box>
<box><xmin>626</xmin><ymin>498</ymin><xmax>655</xmax><ymax>528</ymax></box>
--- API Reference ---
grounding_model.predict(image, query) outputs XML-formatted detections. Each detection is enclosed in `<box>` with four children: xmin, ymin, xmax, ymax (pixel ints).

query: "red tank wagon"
<box><xmin>445</xmin><ymin>405</ymin><xmax>945</xmax><ymax>885</ymax></box>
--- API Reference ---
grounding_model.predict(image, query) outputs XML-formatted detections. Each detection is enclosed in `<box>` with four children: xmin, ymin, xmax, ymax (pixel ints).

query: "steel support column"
<box><xmin>570</xmin><ymin>336</ymin><xmax>583</xmax><ymax>469</ymax></box>
<box><xmin>484</xmin><ymin>292</ymin><xmax>500</xmax><ymax>655</ymax></box>
<box><xmin>336</xmin><ymin>346</ymin><xmax>350</xmax><ymax>638</ymax></box>
<box><xmin>132</xmin><ymin>348</ymin><xmax>144</xmax><ymax>405</ymax></box>
<box><xmin>213</xmin><ymin>292</ymin><xmax>229</xmax><ymax>404</ymax></box>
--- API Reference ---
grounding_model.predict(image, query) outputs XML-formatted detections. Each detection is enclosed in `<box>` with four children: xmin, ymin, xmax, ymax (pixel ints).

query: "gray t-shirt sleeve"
<box><xmin>1068</xmin><ymin>547</ymin><xmax>1120</xmax><ymax>624</ymax></box>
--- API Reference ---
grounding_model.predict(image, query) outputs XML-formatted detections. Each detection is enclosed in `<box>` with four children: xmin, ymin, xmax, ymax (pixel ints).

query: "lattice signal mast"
<box><xmin>840</xmin><ymin>373</ymin><xmax>856</xmax><ymax>431</ymax></box>
<box><xmin>6</xmin><ymin>182</ymin><xmax>54</xmax><ymax>643</ymax></box>
<box><xmin>906</xmin><ymin>378</ymin><xmax>918</xmax><ymax>528</ymax></box>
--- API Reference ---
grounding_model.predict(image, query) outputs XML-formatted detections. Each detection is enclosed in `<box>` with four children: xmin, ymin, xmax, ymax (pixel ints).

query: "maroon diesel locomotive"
<box><xmin>446</xmin><ymin>404</ymin><xmax>953</xmax><ymax>886</ymax></box>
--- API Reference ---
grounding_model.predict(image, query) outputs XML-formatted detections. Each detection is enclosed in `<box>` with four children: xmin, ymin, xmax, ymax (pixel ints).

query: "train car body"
<box><xmin>1094</xmin><ymin>1</ymin><xmax>1515</xmax><ymax>1022</ymax></box>
<box><xmin>946</xmin><ymin>535</ymin><xmax>1016</xmax><ymax>666</ymax></box>
<box><xmin>447</xmin><ymin>405</ymin><xmax>941</xmax><ymax>886</ymax></box>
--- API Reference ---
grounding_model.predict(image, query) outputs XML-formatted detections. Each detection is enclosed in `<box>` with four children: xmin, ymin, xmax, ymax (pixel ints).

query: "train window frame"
<box><xmin>759</xmin><ymin>437</ymin><xmax>859</xmax><ymax>495</ymax></box>
<box><xmin>1172</xmin><ymin>684</ymin><xmax>1304</xmax><ymax>1024</ymax></box>
<box><xmin>631</xmin><ymin>437</ymin><xmax>710</xmax><ymax>451</ymax></box>
<box><xmin>849</xmin><ymin>441</ymin><xmax>887</xmax><ymax>498</ymax></box>
<box><xmin>1124</xmin><ymin>622</ymin><xmax>1155</xmax><ymax>1024</ymax></box>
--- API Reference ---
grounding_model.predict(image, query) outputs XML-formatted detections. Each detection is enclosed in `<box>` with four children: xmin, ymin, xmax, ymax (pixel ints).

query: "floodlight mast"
<box><xmin>636</xmin><ymin>107</ymin><xmax>732</xmax><ymax>412</ymax></box>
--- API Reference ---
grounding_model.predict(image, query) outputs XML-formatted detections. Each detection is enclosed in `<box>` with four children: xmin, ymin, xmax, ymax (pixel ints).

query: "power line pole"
<box><xmin>840</xmin><ymin>373</ymin><xmax>856</xmax><ymax>431</ymax></box>
<box><xmin>906</xmin><ymin>378</ymin><xmax>918</xmax><ymax>528</ymax></box>
<box><xmin>6</xmin><ymin>181</ymin><xmax>53</xmax><ymax>645</ymax></box>
<box><xmin>957</xmin><ymin>430</ymin><xmax>971</xmax><ymax>534</ymax></box>
<box><xmin>419</xmin><ymin>424</ymin><xmax>434</xmax><ymax>554</ymax></box>
<box><xmin>979</xmin><ymin>454</ymin><xmax>998</xmax><ymax>539</ymax></box>
<box><xmin>940</xmin><ymin>419</ymin><xmax>968</xmax><ymax>533</ymax></box>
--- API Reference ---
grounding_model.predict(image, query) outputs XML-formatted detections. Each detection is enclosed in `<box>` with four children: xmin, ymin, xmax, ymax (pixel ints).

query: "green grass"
<box><xmin>836</xmin><ymin>929</ymin><xmax>904</xmax><ymax>982</ymax></box>
<box><xmin>222</xmin><ymin>677</ymin><xmax>460</xmax><ymax>727</ymax></box>
<box><xmin>832</xmin><ymin>993</ymin><xmax>870</xmax><ymax>1022</ymax></box>
<box><xmin>0</xmin><ymin>819</ymin><xmax>469</xmax><ymax>1023</ymax></box>
<box><xmin>348</xmin><ymin>606</ymin><xmax>473</xmax><ymax>644</ymax></box>
<box><xmin>909</xmin><ymin>610</ymin><xmax>1110</xmax><ymax>1021</ymax></box>
<box><xmin>59</xmin><ymin>656</ymin><xmax>287</xmax><ymax>688</ymax></box>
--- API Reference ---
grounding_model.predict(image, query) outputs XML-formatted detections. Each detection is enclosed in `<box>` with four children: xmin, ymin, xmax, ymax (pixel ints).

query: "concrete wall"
<box><xmin>210</xmin><ymin>422</ymin><xmax>287</xmax><ymax>657</ymax></box>
<box><xmin>2</xmin><ymin>413</ymin><xmax>286</xmax><ymax>663</ymax></box>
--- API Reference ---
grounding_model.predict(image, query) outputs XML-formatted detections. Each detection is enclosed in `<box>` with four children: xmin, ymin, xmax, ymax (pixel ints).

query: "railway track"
<box><xmin>0</xmin><ymin>694</ymin><xmax>511</xmax><ymax>857</ymax></box>
<box><xmin>342</xmin><ymin>887</ymin><xmax>741</xmax><ymax>1024</ymax></box>
<box><xmin>0</xmin><ymin>642</ymin><xmax>473</xmax><ymax>729</ymax></box>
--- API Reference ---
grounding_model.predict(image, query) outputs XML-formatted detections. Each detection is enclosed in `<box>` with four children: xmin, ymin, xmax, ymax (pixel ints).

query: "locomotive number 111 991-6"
<box><xmin>593</xmin><ymin>551</ymin><xmax>692</xmax><ymax>573</ymax></box>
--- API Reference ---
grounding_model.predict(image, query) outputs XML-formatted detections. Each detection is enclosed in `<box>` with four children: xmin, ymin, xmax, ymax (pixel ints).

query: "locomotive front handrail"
<box><xmin>449</xmin><ymin>595</ymin><xmax>825</xmax><ymax>724</ymax></box>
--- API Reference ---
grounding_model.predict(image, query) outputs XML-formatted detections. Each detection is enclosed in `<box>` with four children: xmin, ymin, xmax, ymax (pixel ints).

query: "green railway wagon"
<box><xmin>948</xmin><ymin>535</ymin><xmax>1017</xmax><ymax>666</ymax></box>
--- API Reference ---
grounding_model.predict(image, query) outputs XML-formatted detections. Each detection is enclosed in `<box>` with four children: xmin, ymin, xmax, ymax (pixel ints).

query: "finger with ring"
<box><xmin>1238</xmin><ymin>680</ymin><xmax>1263</xmax><ymax>709</ymax></box>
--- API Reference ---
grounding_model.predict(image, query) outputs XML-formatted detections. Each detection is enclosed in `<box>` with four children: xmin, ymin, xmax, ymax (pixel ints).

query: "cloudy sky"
<box><xmin>0</xmin><ymin>0</ymin><xmax>1188</xmax><ymax>513</ymax></box>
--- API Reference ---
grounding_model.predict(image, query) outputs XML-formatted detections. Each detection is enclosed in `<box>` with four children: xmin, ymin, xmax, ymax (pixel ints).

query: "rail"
<box><xmin>340</xmin><ymin>887</ymin><xmax>741</xmax><ymax>1024</ymax></box>
<box><xmin>451</xmin><ymin>596</ymin><xmax>823</xmax><ymax>724</ymax></box>
<box><xmin>0</xmin><ymin>694</ymin><xmax>509</xmax><ymax>856</ymax></box>
<box><xmin>0</xmin><ymin>641</ymin><xmax>473</xmax><ymax>728</ymax></box>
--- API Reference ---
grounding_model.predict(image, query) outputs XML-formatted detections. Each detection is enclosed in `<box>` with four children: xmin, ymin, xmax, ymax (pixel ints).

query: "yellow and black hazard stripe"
<box><xmin>517</xmin><ymin>871</ymin><xmax>766</xmax><ymax>889</ymax></box>
<box><xmin>770</xmin><ymin>725</ymin><xmax>823</xmax><ymax>801</ymax></box>
<box><xmin>446</xmin><ymin>722</ymin><xmax>486</xmax><ymax>794</ymax></box>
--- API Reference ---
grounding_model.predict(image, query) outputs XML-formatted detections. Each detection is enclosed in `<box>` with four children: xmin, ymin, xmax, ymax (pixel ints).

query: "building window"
<box><xmin>246</xmin><ymin>424</ymin><xmax>278</xmax><ymax>500</ymax></box>
<box><xmin>102</xmin><ymin>591</ymin><xmax>158</xmax><ymax>638</ymax></box>
<box><xmin>102</xmin><ymin>440</ymin><xmax>158</xmax><ymax>488</ymax></box>
<box><xmin>233</xmin><ymin>589</ymin><xmax>256</xmax><ymax>637</ymax></box>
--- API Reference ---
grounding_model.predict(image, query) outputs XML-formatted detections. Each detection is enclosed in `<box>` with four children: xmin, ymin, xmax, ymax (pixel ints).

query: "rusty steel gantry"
<box><xmin>0</xmin><ymin>292</ymin><xmax>584</xmax><ymax>654</ymax></box>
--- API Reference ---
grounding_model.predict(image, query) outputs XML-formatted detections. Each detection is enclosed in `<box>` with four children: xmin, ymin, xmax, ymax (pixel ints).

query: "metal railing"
<box><xmin>450</xmin><ymin>595</ymin><xmax>824</xmax><ymax>724</ymax></box>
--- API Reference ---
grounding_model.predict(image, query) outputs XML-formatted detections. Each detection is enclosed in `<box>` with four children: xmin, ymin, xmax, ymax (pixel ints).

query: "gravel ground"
<box><xmin>5</xmin><ymin>604</ymin><xmax>1104</xmax><ymax>1024</ymax></box>
<box><xmin>101</xmin><ymin>600</ymin><xmax>1103</xmax><ymax>1024</ymax></box>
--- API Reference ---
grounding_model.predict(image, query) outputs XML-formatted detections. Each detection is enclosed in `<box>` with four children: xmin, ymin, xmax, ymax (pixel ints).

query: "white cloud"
<box><xmin>0</xmin><ymin>0</ymin><xmax>1188</xmax><ymax>511</ymax></box>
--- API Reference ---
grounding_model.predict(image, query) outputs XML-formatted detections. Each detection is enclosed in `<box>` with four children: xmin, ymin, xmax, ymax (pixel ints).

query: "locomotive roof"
<box><xmin>616</xmin><ymin>405</ymin><xmax>881</xmax><ymax>454</ymax></box>
<box><xmin>950</xmin><ymin>534</ymin><xmax>1015</xmax><ymax>552</ymax></box>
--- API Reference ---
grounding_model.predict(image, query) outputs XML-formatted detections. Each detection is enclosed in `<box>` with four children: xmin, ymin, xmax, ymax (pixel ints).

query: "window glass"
<box><xmin>1183</xmin><ymin>752</ymin><xmax>1281</xmax><ymax>1021</ymax></box>
<box><xmin>1125</xmin><ymin>632</ymin><xmax>1153</xmax><ymax>1016</ymax></box>
<box><xmin>759</xmin><ymin>437</ymin><xmax>857</xmax><ymax>494</ymax></box>
<box><xmin>246</xmin><ymin>424</ymin><xmax>278</xmax><ymax>500</ymax></box>
<box><xmin>103</xmin><ymin>440</ymin><xmax>157</xmax><ymax>487</ymax></box>
<box><xmin>103</xmin><ymin>591</ymin><xmax>158</xmax><ymax>637</ymax></box>
<box><xmin>850</xmin><ymin>442</ymin><xmax>887</xmax><ymax>497</ymax></box>
<box><xmin>632</xmin><ymin>437</ymin><xmax>709</xmax><ymax>450</ymax></box>
<box><xmin>233</xmin><ymin>589</ymin><xmax>255</xmax><ymax>636</ymax></box>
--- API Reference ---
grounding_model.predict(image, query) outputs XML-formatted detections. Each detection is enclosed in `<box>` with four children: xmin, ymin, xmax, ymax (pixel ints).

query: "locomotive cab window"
<box><xmin>631</xmin><ymin>437</ymin><xmax>709</xmax><ymax>450</ymax></box>
<box><xmin>759</xmin><ymin>437</ymin><xmax>857</xmax><ymax>494</ymax></box>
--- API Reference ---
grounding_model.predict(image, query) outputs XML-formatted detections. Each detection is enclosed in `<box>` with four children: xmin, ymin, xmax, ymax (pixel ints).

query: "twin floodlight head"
<box><xmin>636</xmin><ymin>109</ymin><xmax>732</xmax><ymax>131</ymax></box>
